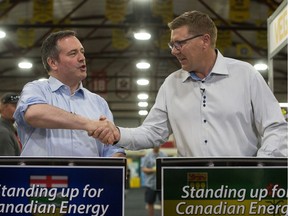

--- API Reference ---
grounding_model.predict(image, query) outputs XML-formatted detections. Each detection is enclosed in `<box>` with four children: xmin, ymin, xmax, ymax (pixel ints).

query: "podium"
<box><xmin>157</xmin><ymin>157</ymin><xmax>287</xmax><ymax>216</ymax></box>
<box><xmin>0</xmin><ymin>157</ymin><xmax>126</xmax><ymax>216</ymax></box>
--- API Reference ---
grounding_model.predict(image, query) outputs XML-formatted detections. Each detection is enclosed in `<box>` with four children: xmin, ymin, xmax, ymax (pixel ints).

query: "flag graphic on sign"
<box><xmin>30</xmin><ymin>175</ymin><xmax>68</xmax><ymax>188</ymax></box>
<box><xmin>187</xmin><ymin>172</ymin><xmax>208</xmax><ymax>189</ymax></box>
<box><xmin>29</xmin><ymin>175</ymin><xmax>69</xmax><ymax>214</ymax></box>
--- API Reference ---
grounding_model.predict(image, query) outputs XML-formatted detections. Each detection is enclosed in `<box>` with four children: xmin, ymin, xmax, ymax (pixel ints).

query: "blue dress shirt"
<box><xmin>14</xmin><ymin>76</ymin><xmax>125</xmax><ymax>157</ymax></box>
<box><xmin>141</xmin><ymin>150</ymin><xmax>167</xmax><ymax>190</ymax></box>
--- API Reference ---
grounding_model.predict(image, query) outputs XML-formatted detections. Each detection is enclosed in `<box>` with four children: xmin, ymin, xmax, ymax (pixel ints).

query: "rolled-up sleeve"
<box><xmin>14</xmin><ymin>82</ymin><xmax>48</xmax><ymax>127</ymax></box>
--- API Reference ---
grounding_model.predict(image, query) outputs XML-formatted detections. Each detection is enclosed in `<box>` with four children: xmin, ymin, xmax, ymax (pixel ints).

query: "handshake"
<box><xmin>87</xmin><ymin>116</ymin><xmax>120</xmax><ymax>145</ymax></box>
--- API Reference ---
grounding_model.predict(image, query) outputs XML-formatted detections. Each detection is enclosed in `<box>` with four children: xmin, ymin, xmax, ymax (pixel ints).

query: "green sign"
<box><xmin>162</xmin><ymin>167</ymin><xmax>287</xmax><ymax>216</ymax></box>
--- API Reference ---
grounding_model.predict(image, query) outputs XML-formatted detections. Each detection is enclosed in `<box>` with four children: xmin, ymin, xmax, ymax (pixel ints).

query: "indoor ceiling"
<box><xmin>0</xmin><ymin>0</ymin><xmax>286</xmax><ymax>126</ymax></box>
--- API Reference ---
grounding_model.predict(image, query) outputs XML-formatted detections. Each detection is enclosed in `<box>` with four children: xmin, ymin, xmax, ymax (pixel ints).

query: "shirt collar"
<box><xmin>181</xmin><ymin>49</ymin><xmax>229</xmax><ymax>82</ymax></box>
<box><xmin>48</xmin><ymin>76</ymin><xmax>85</xmax><ymax>97</ymax></box>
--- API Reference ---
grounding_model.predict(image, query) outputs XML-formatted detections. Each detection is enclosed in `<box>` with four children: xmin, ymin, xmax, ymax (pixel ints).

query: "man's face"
<box><xmin>170</xmin><ymin>26</ymin><xmax>203</xmax><ymax>72</ymax></box>
<box><xmin>1</xmin><ymin>103</ymin><xmax>17</xmax><ymax>122</ymax></box>
<box><xmin>53</xmin><ymin>36</ymin><xmax>87</xmax><ymax>86</ymax></box>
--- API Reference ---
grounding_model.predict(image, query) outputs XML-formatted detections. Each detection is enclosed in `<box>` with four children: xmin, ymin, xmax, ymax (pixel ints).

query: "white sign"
<box><xmin>269</xmin><ymin>3</ymin><xmax>288</xmax><ymax>54</ymax></box>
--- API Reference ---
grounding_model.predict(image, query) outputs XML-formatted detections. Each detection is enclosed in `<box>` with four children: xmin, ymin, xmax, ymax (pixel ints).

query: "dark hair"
<box><xmin>168</xmin><ymin>11</ymin><xmax>217</xmax><ymax>48</ymax></box>
<box><xmin>41</xmin><ymin>30</ymin><xmax>77</xmax><ymax>72</ymax></box>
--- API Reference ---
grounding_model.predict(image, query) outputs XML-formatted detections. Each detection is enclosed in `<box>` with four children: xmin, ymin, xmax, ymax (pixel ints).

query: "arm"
<box><xmin>111</xmin><ymin>152</ymin><xmax>126</xmax><ymax>157</ymax></box>
<box><xmin>25</xmin><ymin>104</ymin><xmax>119</xmax><ymax>144</ymax></box>
<box><xmin>93</xmin><ymin>84</ymin><xmax>171</xmax><ymax>150</ymax></box>
<box><xmin>250</xmin><ymin>71</ymin><xmax>288</xmax><ymax>157</ymax></box>
<box><xmin>142</xmin><ymin>166</ymin><xmax>156</xmax><ymax>174</ymax></box>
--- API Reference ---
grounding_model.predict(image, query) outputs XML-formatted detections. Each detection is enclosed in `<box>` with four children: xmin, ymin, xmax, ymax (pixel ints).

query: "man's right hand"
<box><xmin>88</xmin><ymin>116</ymin><xmax>120</xmax><ymax>144</ymax></box>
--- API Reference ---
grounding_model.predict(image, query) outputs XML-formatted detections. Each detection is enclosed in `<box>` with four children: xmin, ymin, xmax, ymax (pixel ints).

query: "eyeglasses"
<box><xmin>168</xmin><ymin>34</ymin><xmax>204</xmax><ymax>50</ymax></box>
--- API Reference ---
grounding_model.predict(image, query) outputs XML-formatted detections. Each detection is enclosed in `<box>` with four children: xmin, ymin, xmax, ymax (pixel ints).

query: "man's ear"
<box><xmin>202</xmin><ymin>34</ymin><xmax>211</xmax><ymax>49</ymax></box>
<box><xmin>47</xmin><ymin>57</ymin><xmax>57</xmax><ymax>70</ymax></box>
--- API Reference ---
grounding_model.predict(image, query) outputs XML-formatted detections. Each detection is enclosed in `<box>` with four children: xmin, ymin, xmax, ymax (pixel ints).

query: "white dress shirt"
<box><xmin>117</xmin><ymin>51</ymin><xmax>287</xmax><ymax>157</ymax></box>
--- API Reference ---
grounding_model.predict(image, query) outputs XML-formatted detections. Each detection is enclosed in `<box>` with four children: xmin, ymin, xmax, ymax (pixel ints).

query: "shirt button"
<box><xmin>203</xmin><ymin>104</ymin><xmax>206</xmax><ymax>107</ymax></box>
<box><xmin>203</xmin><ymin>119</ymin><xmax>207</xmax><ymax>123</ymax></box>
<box><xmin>204</xmin><ymin>140</ymin><xmax>208</xmax><ymax>143</ymax></box>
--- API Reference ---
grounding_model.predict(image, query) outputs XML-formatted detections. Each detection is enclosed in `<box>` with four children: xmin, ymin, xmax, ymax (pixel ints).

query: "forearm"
<box><xmin>24</xmin><ymin>104</ymin><xmax>96</xmax><ymax>131</ymax></box>
<box><xmin>111</xmin><ymin>152</ymin><xmax>126</xmax><ymax>157</ymax></box>
<box><xmin>116</xmin><ymin>126</ymin><xmax>166</xmax><ymax>150</ymax></box>
<box><xmin>142</xmin><ymin>167</ymin><xmax>156</xmax><ymax>174</ymax></box>
<box><xmin>257</xmin><ymin>122</ymin><xmax>288</xmax><ymax>157</ymax></box>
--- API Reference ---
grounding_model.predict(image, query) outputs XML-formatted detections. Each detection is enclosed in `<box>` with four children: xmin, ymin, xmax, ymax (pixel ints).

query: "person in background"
<box><xmin>0</xmin><ymin>92</ymin><xmax>21</xmax><ymax>156</ymax></box>
<box><xmin>13</xmin><ymin>30</ymin><xmax>124</xmax><ymax>157</ymax></box>
<box><xmin>95</xmin><ymin>10</ymin><xmax>287</xmax><ymax>157</ymax></box>
<box><xmin>141</xmin><ymin>147</ymin><xmax>167</xmax><ymax>216</ymax></box>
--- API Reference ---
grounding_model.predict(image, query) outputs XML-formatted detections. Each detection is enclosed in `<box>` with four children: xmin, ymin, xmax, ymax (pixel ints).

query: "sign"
<box><xmin>268</xmin><ymin>0</ymin><xmax>288</xmax><ymax>55</ymax></box>
<box><xmin>33</xmin><ymin>0</ymin><xmax>54</xmax><ymax>23</ymax></box>
<box><xmin>0</xmin><ymin>158</ymin><xmax>126</xmax><ymax>216</ymax></box>
<box><xmin>115</xmin><ymin>73</ymin><xmax>131</xmax><ymax>99</ymax></box>
<box><xmin>229</xmin><ymin>0</ymin><xmax>250</xmax><ymax>22</ymax></box>
<box><xmin>105</xmin><ymin>0</ymin><xmax>127</xmax><ymax>23</ymax></box>
<box><xmin>157</xmin><ymin>158</ymin><xmax>287</xmax><ymax>216</ymax></box>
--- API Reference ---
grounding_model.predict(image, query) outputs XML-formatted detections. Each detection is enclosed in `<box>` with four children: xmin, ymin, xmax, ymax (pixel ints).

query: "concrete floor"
<box><xmin>125</xmin><ymin>187</ymin><xmax>161</xmax><ymax>216</ymax></box>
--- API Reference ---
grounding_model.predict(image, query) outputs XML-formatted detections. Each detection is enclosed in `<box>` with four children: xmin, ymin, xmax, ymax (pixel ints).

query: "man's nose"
<box><xmin>78</xmin><ymin>53</ymin><xmax>85</xmax><ymax>61</ymax></box>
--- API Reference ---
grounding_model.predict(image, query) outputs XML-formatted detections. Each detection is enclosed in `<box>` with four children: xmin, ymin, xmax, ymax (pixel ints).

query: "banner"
<box><xmin>152</xmin><ymin>0</ymin><xmax>173</xmax><ymax>23</ymax></box>
<box><xmin>268</xmin><ymin>2</ymin><xmax>288</xmax><ymax>55</ymax></box>
<box><xmin>217</xmin><ymin>30</ymin><xmax>232</xmax><ymax>53</ymax></box>
<box><xmin>162</xmin><ymin>167</ymin><xmax>287</xmax><ymax>216</ymax></box>
<box><xmin>229</xmin><ymin>0</ymin><xmax>250</xmax><ymax>22</ymax></box>
<box><xmin>0</xmin><ymin>160</ymin><xmax>125</xmax><ymax>215</ymax></box>
<box><xmin>17</xmin><ymin>19</ymin><xmax>35</xmax><ymax>48</ymax></box>
<box><xmin>90</xmin><ymin>71</ymin><xmax>108</xmax><ymax>94</ymax></box>
<box><xmin>33</xmin><ymin>0</ymin><xmax>54</xmax><ymax>23</ymax></box>
<box><xmin>105</xmin><ymin>0</ymin><xmax>127</xmax><ymax>23</ymax></box>
<box><xmin>112</xmin><ymin>29</ymin><xmax>130</xmax><ymax>50</ymax></box>
<box><xmin>115</xmin><ymin>73</ymin><xmax>131</xmax><ymax>99</ymax></box>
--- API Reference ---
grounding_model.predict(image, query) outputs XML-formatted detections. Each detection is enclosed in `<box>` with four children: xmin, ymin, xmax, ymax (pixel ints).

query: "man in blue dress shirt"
<box><xmin>14</xmin><ymin>30</ymin><xmax>124</xmax><ymax>157</ymax></box>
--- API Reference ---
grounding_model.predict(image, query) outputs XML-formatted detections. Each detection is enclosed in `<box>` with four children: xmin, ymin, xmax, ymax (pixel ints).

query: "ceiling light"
<box><xmin>279</xmin><ymin>103</ymin><xmax>288</xmax><ymax>107</ymax></box>
<box><xmin>137</xmin><ymin>78</ymin><xmax>149</xmax><ymax>85</ymax></box>
<box><xmin>0</xmin><ymin>30</ymin><xmax>6</xmax><ymax>39</ymax></box>
<box><xmin>136</xmin><ymin>61</ymin><xmax>150</xmax><ymax>69</ymax></box>
<box><xmin>137</xmin><ymin>93</ymin><xmax>149</xmax><ymax>100</ymax></box>
<box><xmin>138</xmin><ymin>110</ymin><xmax>148</xmax><ymax>116</ymax></box>
<box><xmin>138</xmin><ymin>101</ymin><xmax>148</xmax><ymax>107</ymax></box>
<box><xmin>134</xmin><ymin>31</ymin><xmax>151</xmax><ymax>40</ymax></box>
<box><xmin>18</xmin><ymin>61</ymin><xmax>33</xmax><ymax>69</ymax></box>
<box><xmin>254</xmin><ymin>63</ymin><xmax>268</xmax><ymax>71</ymax></box>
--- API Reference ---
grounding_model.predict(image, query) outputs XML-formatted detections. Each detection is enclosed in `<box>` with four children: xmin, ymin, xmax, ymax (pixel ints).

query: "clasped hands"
<box><xmin>88</xmin><ymin>116</ymin><xmax>120</xmax><ymax>144</ymax></box>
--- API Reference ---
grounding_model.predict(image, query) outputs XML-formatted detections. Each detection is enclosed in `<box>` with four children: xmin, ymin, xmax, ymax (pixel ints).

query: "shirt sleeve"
<box><xmin>98</xmin><ymin>98</ymin><xmax>126</xmax><ymax>156</ymax></box>
<box><xmin>250</xmin><ymin>69</ymin><xmax>288</xmax><ymax>157</ymax></box>
<box><xmin>13</xmin><ymin>82</ymin><xmax>48</xmax><ymax>128</ymax></box>
<box><xmin>117</xmin><ymin>84</ymin><xmax>171</xmax><ymax>150</ymax></box>
<box><xmin>102</xmin><ymin>144</ymin><xmax>126</xmax><ymax>157</ymax></box>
